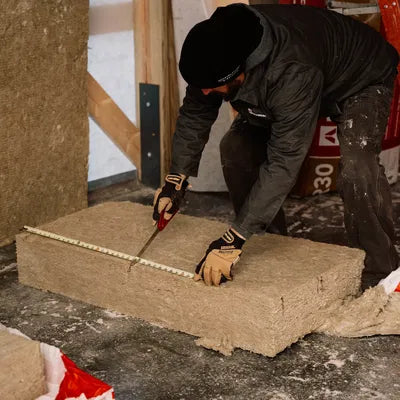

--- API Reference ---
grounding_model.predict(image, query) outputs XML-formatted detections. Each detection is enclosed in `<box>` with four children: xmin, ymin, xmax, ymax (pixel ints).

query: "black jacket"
<box><xmin>171</xmin><ymin>4</ymin><xmax>399</xmax><ymax>238</ymax></box>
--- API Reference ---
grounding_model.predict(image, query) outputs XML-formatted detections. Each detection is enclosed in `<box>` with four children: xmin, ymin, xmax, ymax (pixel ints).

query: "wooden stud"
<box><xmin>133</xmin><ymin>0</ymin><xmax>179</xmax><ymax>183</ymax></box>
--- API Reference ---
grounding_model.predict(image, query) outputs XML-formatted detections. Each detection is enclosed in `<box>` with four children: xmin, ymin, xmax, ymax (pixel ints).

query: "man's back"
<box><xmin>252</xmin><ymin>4</ymin><xmax>398</xmax><ymax>106</ymax></box>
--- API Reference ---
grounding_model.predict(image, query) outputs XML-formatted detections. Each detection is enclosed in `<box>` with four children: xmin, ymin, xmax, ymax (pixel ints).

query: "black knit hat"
<box><xmin>179</xmin><ymin>4</ymin><xmax>263</xmax><ymax>89</ymax></box>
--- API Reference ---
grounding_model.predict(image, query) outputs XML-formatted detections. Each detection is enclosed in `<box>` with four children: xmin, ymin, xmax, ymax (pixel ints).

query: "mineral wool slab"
<box><xmin>17</xmin><ymin>202</ymin><xmax>365</xmax><ymax>356</ymax></box>
<box><xmin>0</xmin><ymin>0</ymin><xmax>89</xmax><ymax>245</ymax></box>
<box><xmin>0</xmin><ymin>330</ymin><xmax>46</xmax><ymax>400</ymax></box>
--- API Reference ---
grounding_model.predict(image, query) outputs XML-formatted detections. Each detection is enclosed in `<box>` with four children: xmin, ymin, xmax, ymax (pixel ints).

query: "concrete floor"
<box><xmin>1</xmin><ymin>180</ymin><xmax>400</xmax><ymax>399</ymax></box>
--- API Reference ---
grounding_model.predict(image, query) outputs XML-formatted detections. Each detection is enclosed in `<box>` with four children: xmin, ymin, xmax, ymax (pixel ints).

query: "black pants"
<box><xmin>220</xmin><ymin>117</ymin><xmax>288</xmax><ymax>236</ymax></box>
<box><xmin>333</xmin><ymin>82</ymin><xmax>398</xmax><ymax>288</ymax></box>
<box><xmin>220</xmin><ymin>83</ymin><xmax>398</xmax><ymax>288</ymax></box>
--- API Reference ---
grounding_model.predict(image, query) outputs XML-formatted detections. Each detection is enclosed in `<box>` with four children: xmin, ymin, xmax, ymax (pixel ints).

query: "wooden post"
<box><xmin>133</xmin><ymin>0</ymin><xmax>179</xmax><ymax>184</ymax></box>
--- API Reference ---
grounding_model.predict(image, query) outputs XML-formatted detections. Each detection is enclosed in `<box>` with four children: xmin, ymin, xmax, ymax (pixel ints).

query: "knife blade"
<box><xmin>135</xmin><ymin>209</ymin><xmax>178</xmax><ymax>259</ymax></box>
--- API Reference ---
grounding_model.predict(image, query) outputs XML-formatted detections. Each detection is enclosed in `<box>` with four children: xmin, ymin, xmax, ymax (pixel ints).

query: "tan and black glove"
<box><xmin>153</xmin><ymin>173</ymin><xmax>188</xmax><ymax>223</ymax></box>
<box><xmin>195</xmin><ymin>228</ymin><xmax>246</xmax><ymax>286</ymax></box>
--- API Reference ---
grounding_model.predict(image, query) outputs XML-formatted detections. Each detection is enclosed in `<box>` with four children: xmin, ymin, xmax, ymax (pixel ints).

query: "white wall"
<box><xmin>88</xmin><ymin>0</ymin><xmax>136</xmax><ymax>182</ymax></box>
<box><xmin>173</xmin><ymin>0</ymin><xmax>230</xmax><ymax>191</ymax></box>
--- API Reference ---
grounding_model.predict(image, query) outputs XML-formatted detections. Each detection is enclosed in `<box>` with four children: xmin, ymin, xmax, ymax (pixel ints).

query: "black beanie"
<box><xmin>179</xmin><ymin>4</ymin><xmax>263</xmax><ymax>89</ymax></box>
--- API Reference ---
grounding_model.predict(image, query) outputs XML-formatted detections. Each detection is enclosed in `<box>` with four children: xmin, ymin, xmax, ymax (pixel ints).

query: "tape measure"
<box><xmin>23</xmin><ymin>226</ymin><xmax>194</xmax><ymax>279</ymax></box>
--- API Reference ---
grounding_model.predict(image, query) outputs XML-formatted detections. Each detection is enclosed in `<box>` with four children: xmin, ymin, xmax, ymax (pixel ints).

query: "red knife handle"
<box><xmin>157</xmin><ymin>209</ymin><xmax>177</xmax><ymax>231</ymax></box>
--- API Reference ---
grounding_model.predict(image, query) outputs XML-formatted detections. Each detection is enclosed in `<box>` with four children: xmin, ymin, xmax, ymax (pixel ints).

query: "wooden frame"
<box><xmin>133</xmin><ymin>0</ymin><xmax>179</xmax><ymax>183</ymax></box>
<box><xmin>88</xmin><ymin>0</ymin><xmax>179</xmax><ymax>185</ymax></box>
<box><xmin>88</xmin><ymin>72</ymin><xmax>141</xmax><ymax>173</ymax></box>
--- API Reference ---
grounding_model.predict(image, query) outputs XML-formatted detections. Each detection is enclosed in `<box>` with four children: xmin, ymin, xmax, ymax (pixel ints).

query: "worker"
<box><xmin>153</xmin><ymin>3</ymin><xmax>399</xmax><ymax>289</ymax></box>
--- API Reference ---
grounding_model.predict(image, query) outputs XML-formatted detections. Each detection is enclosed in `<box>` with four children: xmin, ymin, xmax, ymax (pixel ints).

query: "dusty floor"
<box><xmin>1</xmin><ymin>180</ymin><xmax>400</xmax><ymax>400</ymax></box>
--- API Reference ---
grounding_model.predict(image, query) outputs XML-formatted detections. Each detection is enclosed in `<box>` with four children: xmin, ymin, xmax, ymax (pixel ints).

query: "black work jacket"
<box><xmin>171</xmin><ymin>4</ymin><xmax>399</xmax><ymax>238</ymax></box>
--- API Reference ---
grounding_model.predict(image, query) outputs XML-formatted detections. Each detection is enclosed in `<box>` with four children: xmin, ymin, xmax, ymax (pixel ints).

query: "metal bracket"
<box><xmin>139</xmin><ymin>83</ymin><xmax>160</xmax><ymax>188</ymax></box>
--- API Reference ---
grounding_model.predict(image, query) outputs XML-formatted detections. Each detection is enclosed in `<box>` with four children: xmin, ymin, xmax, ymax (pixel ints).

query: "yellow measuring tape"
<box><xmin>24</xmin><ymin>226</ymin><xmax>194</xmax><ymax>279</ymax></box>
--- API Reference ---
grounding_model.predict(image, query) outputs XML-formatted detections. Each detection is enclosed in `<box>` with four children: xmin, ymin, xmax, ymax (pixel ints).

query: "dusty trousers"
<box><xmin>332</xmin><ymin>81</ymin><xmax>398</xmax><ymax>288</ymax></box>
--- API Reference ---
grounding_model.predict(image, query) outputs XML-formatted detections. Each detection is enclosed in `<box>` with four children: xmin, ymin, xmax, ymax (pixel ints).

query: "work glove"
<box><xmin>153</xmin><ymin>173</ymin><xmax>189</xmax><ymax>222</ymax></box>
<box><xmin>194</xmin><ymin>228</ymin><xmax>246</xmax><ymax>286</ymax></box>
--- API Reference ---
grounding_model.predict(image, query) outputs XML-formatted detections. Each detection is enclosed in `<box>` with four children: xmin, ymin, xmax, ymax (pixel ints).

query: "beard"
<box><xmin>221</xmin><ymin>79</ymin><xmax>242</xmax><ymax>102</ymax></box>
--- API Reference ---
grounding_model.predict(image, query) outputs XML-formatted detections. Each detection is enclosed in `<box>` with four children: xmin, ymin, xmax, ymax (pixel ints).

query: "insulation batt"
<box><xmin>16</xmin><ymin>202</ymin><xmax>400</xmax><ymax>357</ymax></box>
<box><xmin>318</xmin><ymin>286</ymin><xmax>400</xmax><ymax>337</ymax></box>
<box><xmin>0</xmin><ymin>0</ymin><xmax>89</xmax><ymax>245</ymax></box>
<box><xmin>0</xmin><ymin>329</ymin><xmax>46</xmax><ymax>400</ymax></box>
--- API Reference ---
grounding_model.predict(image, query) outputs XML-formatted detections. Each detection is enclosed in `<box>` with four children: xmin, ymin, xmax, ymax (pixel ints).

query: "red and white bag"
<box><xmin>379</xmin><ymin>266</ymin><xmax>400</xmax><ymax>294</ymax></box>
<box><xmin>36</xmin><ymin>343</ymin><xmax>114</xmax><ymax>400</ymax></box>
<box><xmin>0</xmin><ymin>324</ymin><xmax>114</xmax><ymax>400</ymax></box>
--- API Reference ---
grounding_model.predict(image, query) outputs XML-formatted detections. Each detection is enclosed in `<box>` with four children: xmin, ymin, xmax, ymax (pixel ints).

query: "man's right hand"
<box><xmin>153</xmin><ymin>173</ymin><xmax>188</xmax><ymax>223</ymax></box>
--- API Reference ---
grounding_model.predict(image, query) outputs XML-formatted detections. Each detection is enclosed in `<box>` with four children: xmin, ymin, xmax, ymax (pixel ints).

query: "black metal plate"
<box><xmin>139</xmin><ymin>83</ymin><xmax>160</xmax><ymax>188</ymax></box>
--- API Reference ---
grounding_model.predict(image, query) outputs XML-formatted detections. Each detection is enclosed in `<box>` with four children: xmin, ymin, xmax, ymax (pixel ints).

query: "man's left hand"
<box><xmin>194</xmin><ymin>228</ymin><xmax>246</xmax><ymax>286</ymax></box>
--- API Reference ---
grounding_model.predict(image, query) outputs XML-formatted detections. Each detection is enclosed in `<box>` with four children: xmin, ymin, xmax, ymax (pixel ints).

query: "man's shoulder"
<box><xmin>250</xmin><ymin>3</ymin><xmax>348</xmax><ymax>24</ymax></box>
<box><xmin>253</xmin><ymin>58</ymin><xmax>321</xmax><ymax>85</ymax></box>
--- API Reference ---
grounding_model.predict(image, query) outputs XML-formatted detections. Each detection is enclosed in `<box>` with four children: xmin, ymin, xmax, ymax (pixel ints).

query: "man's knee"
<box><xmin>220</xmin><ymin>122</ymin><xmax>268</xmax><ymax>168</ymax></box>
<box><xmin>220</xmin><ymin>129</ymin><xmax>246</xmax><ymax>164</ymax></box>
<box><xmin>338</xmin><ymin>157</ymin><xmax>359</xmax><ymax>182</ymax></box>
<box><xmin>340</xmin><ymin>151</ymin><xmax>379</xmax><ymax>176</ymax></box>
<box><xmin>338</xmin><ymin>152</ymin><xmax>383</xmax><ymax>196</ymax></box>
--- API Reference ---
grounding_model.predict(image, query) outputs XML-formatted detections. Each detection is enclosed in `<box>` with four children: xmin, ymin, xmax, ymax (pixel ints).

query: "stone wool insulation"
<box><xmin>0</xmin><ymin>1</ymin><xmax>89</xmax><ymax>245</ymax></box>
<box><xmin>318</xmin><ymin>285</ymin><xmax>400</xmax><ymax>337</ymax></box>
<box><xmin>0</xmin><ymin>329</ymin><xmax>46</xmax><ymax>400</ymax></box>
<box><xmin>17</xmin><ymin>202</ymin><xmax>366</xmax><ymax>357</ymax></box>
